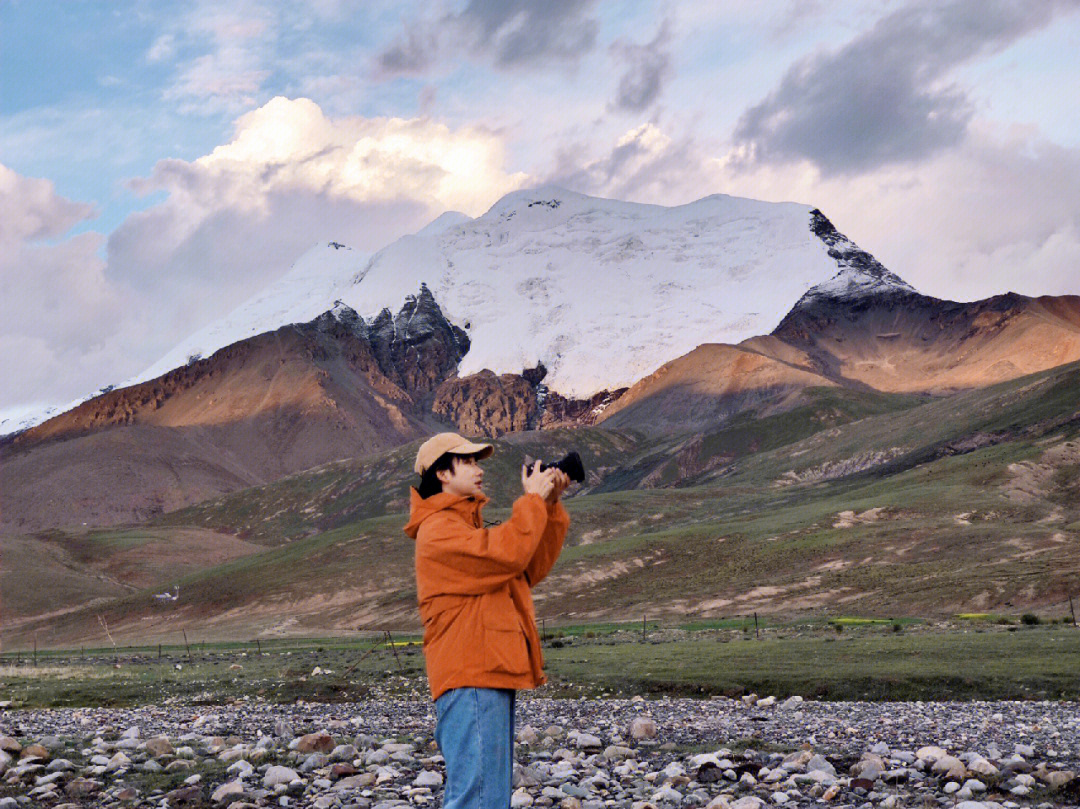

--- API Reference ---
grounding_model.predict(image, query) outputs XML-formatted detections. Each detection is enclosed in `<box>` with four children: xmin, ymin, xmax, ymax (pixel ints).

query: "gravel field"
<box><xmin>2</xmin><ymin>696</ymin><xmax>1079</xmax><ymax>808</ymax></box>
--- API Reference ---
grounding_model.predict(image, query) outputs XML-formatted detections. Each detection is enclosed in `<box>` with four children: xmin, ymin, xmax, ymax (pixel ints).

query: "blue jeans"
<box><xmin>434</xmin><ymin>687</ymin><xmax>516</xmax><ymax>809</ymax></box>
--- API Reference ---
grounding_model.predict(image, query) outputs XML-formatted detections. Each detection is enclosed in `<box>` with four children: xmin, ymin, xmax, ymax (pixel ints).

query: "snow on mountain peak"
<box><xmin>799</xmin><ymin>209</ymin><xmax>916</xmax><ymax>303</ymax></box>
<box><xmin>3</xmin><ymin>188</ymin><xmax>915</xmax><ymax>437</ymax></box>
<box><xmin>334</xmin><ymin>188</ymin><xmax>912</xmax><ymax>397</ymax></box>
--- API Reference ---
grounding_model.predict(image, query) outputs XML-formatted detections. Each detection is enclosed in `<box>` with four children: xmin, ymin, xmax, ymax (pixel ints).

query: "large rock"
<box><xmin>0</xmin><ymin>737</ymin><xmax>21</xmax><ymax>754</ymax></box>
<box><xmin>931</xmin><ymin>755</ymin><xmax>967</xmax><ymax>780</ymax></box>
<box><xmin>165</xmin><ymin>785</ymin><xmax>203</xmax><ymax>805</ymax></box>
<box><xmin>296</xmin><ymin>732</ymin><xmax>334</xmax><ymax>753</ymax></box>
<box><xmin>415</xmin><ymin>769</ymin><xmax>443</xmax><ymax>787</ymax></box>
<box><xmin>19</xmin><ymin>743</ymin><xmax>49</xmax><ymax>761</ymax></box>
<box><xmin>627</xmin><ymin>717</ymin><xmax>657</xmax><ymax>741</ymax></box>
<box><xmin>264</xmin><ymin>765</ymin><xmax>300</xmax><ymax>787</ymax></box>
<box><xmin>145</xmin><ymin>737</ymin><xmax>174</xmax><ymax>757</ymax></box>
<box><xmin>211</xmin><ymin>780</ymin><xmax>245</xmax><ymax>805</ymax></box>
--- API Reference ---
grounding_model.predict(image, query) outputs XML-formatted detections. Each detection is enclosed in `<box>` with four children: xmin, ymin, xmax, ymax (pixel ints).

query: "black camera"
<box><xmin>530</xmin><ymin>451</ymin><xmax>585</xmax><ymax>483</ymax></box>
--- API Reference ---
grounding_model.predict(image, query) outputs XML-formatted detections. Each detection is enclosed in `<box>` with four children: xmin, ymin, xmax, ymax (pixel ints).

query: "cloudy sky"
<box><xmin>3</xmin><ymin>0</ymin><xmax>1080</xmax><ymax>423</ymax></box>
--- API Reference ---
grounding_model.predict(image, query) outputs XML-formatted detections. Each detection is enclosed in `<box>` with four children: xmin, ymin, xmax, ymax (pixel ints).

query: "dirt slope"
<box><xmin>596</xmin><ymin>343</ymin><xmax>836</xmax><ymax>431</ymax></box>
<box><xmin>769</xmin><ymin>291</ymin><xmax>1080</xmax><ymax>393</ymax></box>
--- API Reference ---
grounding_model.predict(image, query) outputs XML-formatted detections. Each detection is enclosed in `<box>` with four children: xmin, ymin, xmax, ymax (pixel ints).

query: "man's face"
<box><xmin>437</xmin><ymin>455</ymin><xmax>484</xmax><ymax>498</ymax></box>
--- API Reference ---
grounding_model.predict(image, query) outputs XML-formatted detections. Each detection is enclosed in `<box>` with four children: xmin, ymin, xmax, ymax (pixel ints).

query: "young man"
<box><xmin>404</xmin><ymin>432</ymin><xmax>571</xmax><ymax>809</ymax></box>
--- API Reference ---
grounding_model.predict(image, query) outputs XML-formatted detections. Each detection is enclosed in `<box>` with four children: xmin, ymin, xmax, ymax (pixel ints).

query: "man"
<box><xmin>404</xmin><ymin>432</ymin><xmax>570</xmax><ymax>809</ymax></box>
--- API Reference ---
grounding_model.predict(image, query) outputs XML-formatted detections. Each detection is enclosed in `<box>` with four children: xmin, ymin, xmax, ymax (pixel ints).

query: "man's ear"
<box><xmin>435</xmin><ymin>467</ymin><xmax>452</xmax><ymax>485</ymax></box>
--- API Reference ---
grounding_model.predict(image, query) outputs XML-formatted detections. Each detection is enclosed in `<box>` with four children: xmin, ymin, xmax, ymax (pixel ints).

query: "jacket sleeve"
<box><xmin>416</xmin><ymin>494</ymin><xmax>550</xmax><ymax>595</ymax></box>
<box><xmin>524</xmin><ymin>500</ymin><xmax>569</xmax><ymax>587</ymax></box>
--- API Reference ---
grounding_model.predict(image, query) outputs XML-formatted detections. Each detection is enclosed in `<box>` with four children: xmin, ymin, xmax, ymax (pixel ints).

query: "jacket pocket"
<box><xmin>482</xmin><ymin>610</ymin><xmax>530</xmax><ymax>675</ymax></box>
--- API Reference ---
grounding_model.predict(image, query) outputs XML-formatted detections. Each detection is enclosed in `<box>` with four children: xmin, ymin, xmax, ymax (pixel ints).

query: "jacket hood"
<box><xmin>403</xmin><ymin>487</ymin><xmax>489</xmax><ymax>539</ymax></box>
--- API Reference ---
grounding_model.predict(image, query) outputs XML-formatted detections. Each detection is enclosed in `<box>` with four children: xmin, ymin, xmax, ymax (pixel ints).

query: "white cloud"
<box><xmin>0</xmin><ymin>165</ymin><xmax>129</xmax><ymax>411</ymax></box>
<box><xmin>3</xmin><ymin>98</ymin><xmax>532</xmax><ymax>414</ymax></box>
<box><xmin>146</xmin><ymin>33</ymin><xmax>176</xmax><ymax>63</ymax></box>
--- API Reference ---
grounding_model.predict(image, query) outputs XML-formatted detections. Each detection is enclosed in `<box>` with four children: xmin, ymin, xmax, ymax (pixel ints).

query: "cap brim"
<box><xmin>450</xmin><ymin>441</ymin><xmax>493</xmax><ymax>460</ymax></box>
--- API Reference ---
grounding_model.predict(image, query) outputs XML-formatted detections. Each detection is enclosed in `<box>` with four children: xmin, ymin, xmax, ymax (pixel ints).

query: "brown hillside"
<box><xmin>596</xmin><ymin>343</ymin><xmax>836</xmax><ymax>431</ymax></box>
<box><xmin>769</xmin><ymin>291</ymin><xmax>1080</xmax><ymax>393</ymax></box>
<box><xmin>0</xmin><ymin>294</ymin><xmax>469</xmax><ymax>532</ymax></box>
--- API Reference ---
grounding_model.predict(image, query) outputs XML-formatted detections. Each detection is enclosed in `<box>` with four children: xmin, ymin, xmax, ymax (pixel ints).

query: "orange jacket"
<box><xmin>403</xmin><ymin>488</ymin><xmax>569</xmax><ymax>700</ymax></box>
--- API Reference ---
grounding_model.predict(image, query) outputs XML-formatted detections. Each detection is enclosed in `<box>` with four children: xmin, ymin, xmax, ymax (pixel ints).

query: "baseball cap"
<box><xmin>414</xmin><ymin>432</ymin><xmax>493</xmax><ymax>475</ymax></box>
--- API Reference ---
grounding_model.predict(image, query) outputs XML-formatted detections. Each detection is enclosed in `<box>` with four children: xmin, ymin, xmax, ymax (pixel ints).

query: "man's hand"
<box><xmin>547</xmin><ymin>468</ymin><xmax>570</xmax><ymax>504</ymax></box>
<box><xmin>522</xmin><ymin>460</ymin><xmax>556</xmax><ymax>501</ymax></box>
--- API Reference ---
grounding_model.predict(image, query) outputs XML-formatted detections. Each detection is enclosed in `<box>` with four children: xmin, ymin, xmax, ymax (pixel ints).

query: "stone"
<box><xmin>511</xmin><ymin>788</ymin><xmax>534</xmax><ymax>808</ymax></box>
<box><xmin>603</xmin><ymin>744</ymin><xmax>635</xmax><ymax>761</ymax></box>
<box><xmin>227</xmin><ymin>760</ymin><xmax>254</xmax><ymax>778</ymax></box>
<box><xmin>806</xmin><ymin>755</ymin><xmax>836</xmax><ymax>777</ymax></box>
<box><xmin>65</xmin><ymin>778</ymin><xmax>101</xmax><ymax>797</ymax></box>
<box><xmin>0</xmin><ymin>737</ymin><xmax>22</xmax><ymax>754</ymax></box>
<box><xmin>330</xmin><ymin>762</ymin><xmax>357</xmax><ymax>778</ymax></box>
<box><xmin>518</xmin><ymin>725</ymin><xmax>539</xmax><ymax>744</ymax></box>
<box><xmin>650</xmin><ymin>785</ymin><xmax>682</xmax><ymax>803</ymax></box>
<box><xmin>967</xmin><ymin>757</ymin><xmax>998</xmax><ymax>777</ymax></box>
<box><xmin>705</xmin><ymin>798</ymin><xmax>731</xmax><ymax>809</ymax></box>
<box><xmin>105</xmin><ymin>751</ymin><xmax>130</xmax><ymax>771</ymax></box>
<box><xmin>696</xmin><ymin>761</ymin><xmax>725</xmax><ymax>783</ymax></box>
<box><xmin>166</xmin><ymin>784</ymin><xmax>204</xmax><ymax>805</ymax></box>
<box><xmin>931</xmin><ymin>755</ymin><xmax>967</xmax><ymax>780</ymax></box>
<box><xmin>628</xmin><ymin>717</ymin><xmax>658</xmax><ymax>741</ymax></box>
<box><xmin>212</xmin><ymin>780</ymin><xmax>246</xmax><ymax>804</ymax></box>
<box><xmin>297</xmin><ymin>731</ymin><xmax>335</xmax><ymax>753</ymax></box>
<box><xmin>146</xmin><ymin>736</ymin><xmax>175</xmax><ymax>757</ymax></box>
<box><xmin>19</xmin><ymin>743</ymin><xmax>49</xmax><ymax>760</ymax></box>
<box><xmin>756</xmin><ymin>696</ymin><xmax>777</xmax><ymax>707</ymax></box>
<box><xmin>264</xmin><ymin>765</ymin><xmax>300</xmax><ymax>787</ymax></box>
<box><xmin>916</xmin><ymin>746</ymin><xmax>948</xmax><ymax>763</ymax></box>
<box><xmin>514</xmin><ymin>764</ymin><xmax>543</xmax><ymax>788</ymax></box>
<box><xmin>415</xmin><ymin>769</ymin><xmax>442</xmax><ymax>787</ymax></box>
<box><xmin>574</xmin><ymin>733</ymin><xmax>602</xmax><ymax>749</ymax></box>
<box><xmin>1039</xmin><ymin>769</ymin><xmax>1075</xmax><ymax>789</ymax></box>
<box><xmin>330</xmin><ymin>744</ymin><xmax>357</xmax><ymax>761</ymax></box>
<box><xmin>730</xmin><ymin>798</ymin><xmax>765</xmax><ymax>809</ymax></box>
<box><xmin>300</xmin><ymin>753</ymin><xmax>330</xmax><ymax>772</ymax></box>
<box><xmin>121</xmin><ymin>726</ymin><xmax>140</xmax><ymax>739</ymax></box>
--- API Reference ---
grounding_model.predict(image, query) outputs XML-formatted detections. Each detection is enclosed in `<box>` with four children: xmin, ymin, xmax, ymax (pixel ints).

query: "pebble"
<box><xmin>0</xmin><ymin>698</ymin><xmax>1076</xmax><ymax>809</ymax></box>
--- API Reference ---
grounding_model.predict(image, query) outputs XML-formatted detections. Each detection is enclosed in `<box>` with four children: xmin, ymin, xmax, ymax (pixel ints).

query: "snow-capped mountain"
<box><xmin>2</xmin><ymin>186</ymin><xmax>908</xmax><ymax>437</ymax></box>
<box><xmin>141</xmin><ymin>186</ymin><xmax>911</xmax><ymax>399</ymax></box>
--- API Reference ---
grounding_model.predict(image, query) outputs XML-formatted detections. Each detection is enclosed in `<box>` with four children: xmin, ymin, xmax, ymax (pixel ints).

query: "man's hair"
<box><xmin>416</xmin><ymin>452</ymin><xmax>478</xmax><ymax>498</ymax></box>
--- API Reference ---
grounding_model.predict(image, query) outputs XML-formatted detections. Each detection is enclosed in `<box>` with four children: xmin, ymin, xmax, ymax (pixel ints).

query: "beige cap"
<box><xmin>414</xmin><ymin>432</ymin><xmax>493</xmax><ymax>475</ymax></box>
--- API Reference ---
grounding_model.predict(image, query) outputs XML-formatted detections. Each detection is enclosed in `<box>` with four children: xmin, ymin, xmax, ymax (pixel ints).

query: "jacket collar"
<box><xmin>403</xmin><ymin>487</ymin><xmax>489</xmax><ymax>538</ymax></box>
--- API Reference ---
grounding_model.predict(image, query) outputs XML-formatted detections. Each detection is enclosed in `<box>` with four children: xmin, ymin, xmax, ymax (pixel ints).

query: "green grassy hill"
<box><xmin>7</xmin><ymin>362</ymin><xmax>1080</xmax><ymax>649</ymax></box>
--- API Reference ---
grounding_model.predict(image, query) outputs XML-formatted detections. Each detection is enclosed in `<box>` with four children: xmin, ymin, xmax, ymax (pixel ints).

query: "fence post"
<box><xmin>642</xmin><ymin>614</ymin><xmax>647</xmax><ymax>643</ymax></box>
<box><xmin>754</xmin><ymin>612</ymin><xmax>760</xmax><ymax>640</ymax></box>
<box><xmin>385</xmin><ymin>631</ymin><xmax>403</xmax><ymax>671</ymax></box>
<box><xmin>183</xmin><ymin>630</ymin><xmax>191</xmax><ymax>659</ymax></box>
<box><xmin>1070</xmin><ymin>593</ymin><xmax>1077</xmax><ymax>628</ymax></box>
<box><xmin>33</xmin><ymin>637</ymin><xmax>38</xmax><ymax>667</ymax></box>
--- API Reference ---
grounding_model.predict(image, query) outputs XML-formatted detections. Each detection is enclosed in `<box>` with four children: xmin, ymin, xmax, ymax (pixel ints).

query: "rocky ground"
<box><xmin>2</xmin><ymin>695</ymin><xmax>1078</xmax><ymax>808</ymax></box>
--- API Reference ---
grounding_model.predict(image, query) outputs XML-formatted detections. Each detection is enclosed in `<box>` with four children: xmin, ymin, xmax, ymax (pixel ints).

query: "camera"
<box><xmin>530</xmin><ymin>451</ymin><xmax>585</xmax><ymax>483</ymax></box>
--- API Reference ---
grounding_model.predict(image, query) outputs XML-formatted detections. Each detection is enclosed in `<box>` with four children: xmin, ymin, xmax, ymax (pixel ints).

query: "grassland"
<box><xmin>3</xmin><ymin>622</ymin><xmax>1079</xmax><ymax>709</ymax></box>
<box><xmin>6</xmin><ymin>362</ymin><xmax>1080</xmax><ymax>650</ymax></box>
